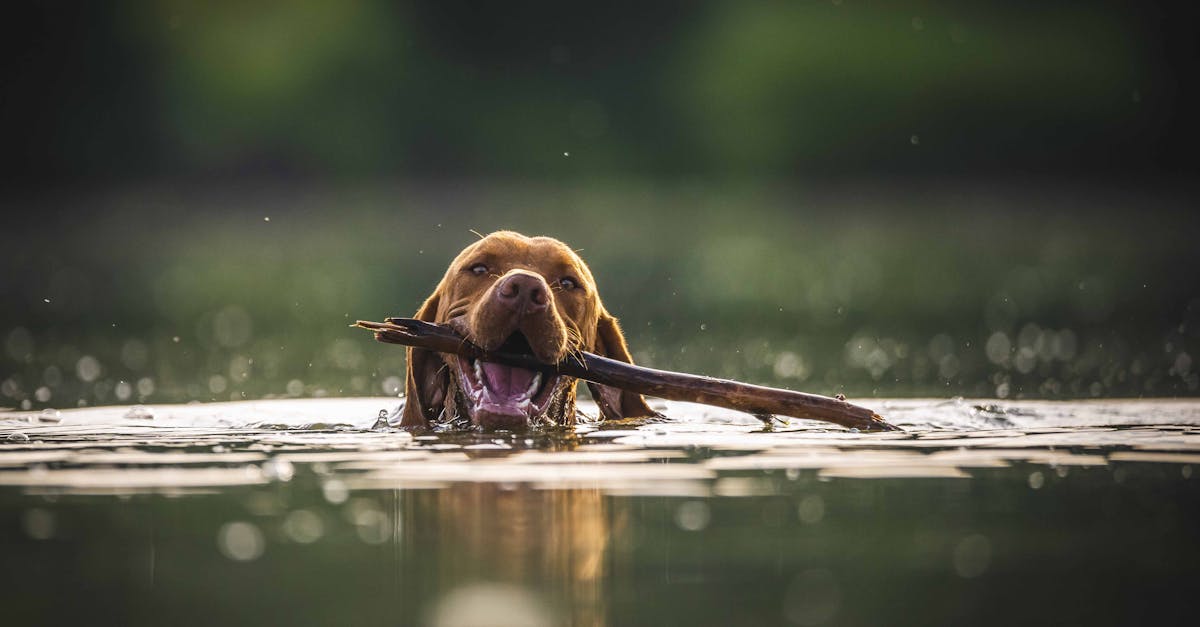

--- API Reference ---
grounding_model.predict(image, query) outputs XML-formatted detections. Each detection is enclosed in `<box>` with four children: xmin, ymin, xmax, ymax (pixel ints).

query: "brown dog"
<box><xmin>399</xmin><ymin>231</ymin><xmax>657</xmax><ymax>429</ymax></box>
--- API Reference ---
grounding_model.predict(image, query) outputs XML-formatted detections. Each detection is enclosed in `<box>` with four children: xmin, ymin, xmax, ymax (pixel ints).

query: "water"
<box><xmin>1</xmin><ymin>398</ymin><xmax>1198</xmax><ymax>625</ymax></box>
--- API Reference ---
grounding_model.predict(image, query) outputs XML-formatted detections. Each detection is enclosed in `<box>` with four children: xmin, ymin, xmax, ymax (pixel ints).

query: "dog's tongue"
<box><xmin>480</xmin><ymin>362</ymin><xmax>537</xmax><ymax>401</ymax></box>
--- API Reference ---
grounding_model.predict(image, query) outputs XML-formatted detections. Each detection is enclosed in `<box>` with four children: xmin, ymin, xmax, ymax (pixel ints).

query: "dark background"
<box><xmin>1</xmin><ymin>0</ymin><xmax>1198</xmax><ymax>409</ymax></box>
<box><xmin>4</xmin><ymin>1</ymin><xmax>1200</xmax><ymax>182</ymax></box>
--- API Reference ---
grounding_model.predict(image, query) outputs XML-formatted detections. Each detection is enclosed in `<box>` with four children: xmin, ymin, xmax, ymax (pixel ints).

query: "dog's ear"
<box><xmin>587</xmin><ymin>309</ymin><xmax>659</xmax><ymax>420</ymax></box>
<box><xmin>399</xmin><ymin>290</ymin><xmax>449</xmax><ymax>427</ymax></box>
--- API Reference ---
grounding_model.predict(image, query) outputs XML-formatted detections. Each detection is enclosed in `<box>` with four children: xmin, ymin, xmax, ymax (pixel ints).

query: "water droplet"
<box><xmin>262</xmin><ymin>458</ymin><xmax>295</xmax><ymax>482</ymax></box>
<box><xmin>217</xmin><ymin>521</ymin><xmax>265</xmax><ymax>561</ymax></box>
<box><xmin>123</xmin><ymin>405</ymin><xmax>154</xmax><ymax>420</ymax></box>
<box><xmin>115</xmin><ymin>381</ymin><xmax>133</xmax><ymax>401</ymax></box>
<box><xmin>281</xmin><ymin>509</ymin><xmax>324</xmax><ymax>544</ymax></box>
<box><xmin>209</xmin><ymin>375</ymin><xmax>228</xmax><ymax>394</ymax></box>
<box><xmin>797</xmin><ymin>495</ymin><xmax>825</xmax><ymax>524</ymax></box>
<box><xmin>322</xmin><ymin>479</ymin><xmax>349</xmax><ymax>504</ymax></box>
<box><xmin>985</xmin><ymin>331</ymin><xmax>1012</xmax><ymax>365</ymax></box>
<box><xmin>350</xmin><ymin>505</ymin><xmax>391</xmax><ymax>544</ymax></box>
<box><xmin>674</xmin><ymin>501</ymin><xmax>710</xmax><ymax>531</ymax></box>
<box><xmin>372</xmin><ymin>409</ymin><xmax>390</xmax><ymax>430</ymax></box>
<box><xmin>380</xmin><ymin>375</ymin><xmax>402</xmax><ymax>396</ymax></box>
<box><xmin>137</xmin><ymin>377</ymin><xmax>155</xmax><ymax>397</ymax></box>
<box><xmin>286</xmin><ymin>379</ymin><xmax>304</xmax><ymax>396</ymax></box>
<box><xmin>7</xmin><ymin>432</ymin><xmax>30</xmax><ymax>443</ymax></box>
<box><xmin>38</xmin><ymin>408</ymin><xmax>61</xmax><ymax>423</ymax></box>
<box><xmin>75</xmin><ymin>355</ymin><xmax>101</xmax><ymax>383</ymax></box>
<box><xmin>120</xmin><ymin>339</ymin><xmax>149</xmax><ymax>370</ymax></box>
<box><xmin>1027</xmin><ymin>471</ymin><xmax>1045</xmax><ymax>489</ymax></box>
<box><xmin>42</xmin><ymin>366</ymin><xmax>62</xmax><ymax>387</ymax></box>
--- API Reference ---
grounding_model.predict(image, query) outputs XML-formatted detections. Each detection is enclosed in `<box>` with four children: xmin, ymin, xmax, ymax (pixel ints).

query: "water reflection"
<box><xmin>419</xmin><ymin>484</ymin><xmax>613</xmax><ymax>626</ymax></box>
<box><xmin>2</xmin><ymin>461</ymin><xmax>1199</xmax><ymax>625</ymax></box>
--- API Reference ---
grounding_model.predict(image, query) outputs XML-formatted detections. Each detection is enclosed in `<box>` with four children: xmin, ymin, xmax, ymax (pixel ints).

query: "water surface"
<box><xmin>2</xmin><ymin>399</ymin><xmax>1198</xmax><ymax>626</ymax></box>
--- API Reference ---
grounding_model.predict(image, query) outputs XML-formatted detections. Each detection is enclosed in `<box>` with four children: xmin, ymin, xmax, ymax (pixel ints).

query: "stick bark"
<box><xmin>354</xmin><ymin>318</ymin><xmax>898</xmax><ymax>432</ymax></box>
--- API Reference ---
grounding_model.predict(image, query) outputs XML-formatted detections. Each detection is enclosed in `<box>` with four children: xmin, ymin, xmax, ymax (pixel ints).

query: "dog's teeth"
<box><xmin>527</xmin><ymin>372</ymin><xmax>542</xmax><ymax>397</ymax></box>
<box><xmin>474</xmin><ymin>360</ymin><xmax>484</xmax><ymax>386</ymax></box>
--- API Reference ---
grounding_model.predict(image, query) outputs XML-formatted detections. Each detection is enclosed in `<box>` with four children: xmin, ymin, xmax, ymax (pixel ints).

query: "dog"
<box><xmin>399</xmin><ymin>231</ymin><xmax>657</xmax><ymax>429</ymax></box>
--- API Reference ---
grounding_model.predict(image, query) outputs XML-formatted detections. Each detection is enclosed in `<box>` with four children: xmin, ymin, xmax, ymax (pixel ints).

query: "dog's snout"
<box><xmin>495</xmin><ymin>272</ymin><xmax>549</xmax><ymax>314</ymax></box>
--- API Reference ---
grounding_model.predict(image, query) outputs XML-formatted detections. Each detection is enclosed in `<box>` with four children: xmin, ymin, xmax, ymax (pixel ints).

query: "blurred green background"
<box><xmin>2</xmin><ymin>0</ymin><xmax>1198</xmax><ymax>409</ymax></box>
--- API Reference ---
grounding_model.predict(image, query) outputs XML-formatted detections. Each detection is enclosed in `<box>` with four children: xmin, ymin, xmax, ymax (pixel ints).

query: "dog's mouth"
<box><xmin>454</xmin><ymin>331</ymin><xmax>560</xmax><ymax>429</ymax></box>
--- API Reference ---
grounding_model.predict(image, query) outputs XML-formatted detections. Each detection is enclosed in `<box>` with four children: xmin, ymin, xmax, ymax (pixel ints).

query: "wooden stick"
<box><xmin>353</xmin><ymin>318</ymin><xmax>899</xmax><ymax>432</ymax></box>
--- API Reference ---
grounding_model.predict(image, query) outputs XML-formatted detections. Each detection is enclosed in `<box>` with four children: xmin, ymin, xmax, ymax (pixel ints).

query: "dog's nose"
<box><xmin>495</xmin><ymin>272</ymin><xmax>549</xmax><ymax>314</ymax></box>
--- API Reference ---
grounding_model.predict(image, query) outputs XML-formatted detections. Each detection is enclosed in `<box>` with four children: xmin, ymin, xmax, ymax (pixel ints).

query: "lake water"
<box><xmin>2</xmin><ymin>398</ymin><xmax>1198</xmax><ymax>626</ymax></box>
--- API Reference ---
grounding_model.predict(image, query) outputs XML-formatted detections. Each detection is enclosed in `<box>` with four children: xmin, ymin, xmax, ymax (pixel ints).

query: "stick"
<box><xmin>353</xmin><ymin>318</ymin><xmax>899</xmax><ymax>432</ymax></box>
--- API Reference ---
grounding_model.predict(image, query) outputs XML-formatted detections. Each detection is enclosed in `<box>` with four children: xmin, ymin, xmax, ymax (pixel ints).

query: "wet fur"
<box><xmin>400</xmin><ymin>231</ymin><xmax>656</xmax><ymax>428</ymax></box>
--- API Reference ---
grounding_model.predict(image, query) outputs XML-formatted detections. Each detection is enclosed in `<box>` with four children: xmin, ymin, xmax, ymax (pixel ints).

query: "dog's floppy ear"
<box><xmin>399</xmin><ymin>290</ymin><xmax>449</xmax><ymax>427</ymax></box>
<box><xmin>587</xmin><ymin>309</ymin><xmax>659</xmax><ymax>420</ymax></box>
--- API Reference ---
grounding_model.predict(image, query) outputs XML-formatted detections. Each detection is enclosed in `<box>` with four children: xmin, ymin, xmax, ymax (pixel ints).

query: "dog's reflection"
<box><xmin>421</xmin><ymin>483</ymin><xmax>623</xmax><ymax>626</ymax></box>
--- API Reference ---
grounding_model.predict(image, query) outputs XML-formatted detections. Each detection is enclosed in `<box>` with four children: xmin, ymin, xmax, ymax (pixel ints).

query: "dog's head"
<box><xmin>399</xmin><ymin>231</ymin><xmax>655</xmax><ymax>429</ymax></box>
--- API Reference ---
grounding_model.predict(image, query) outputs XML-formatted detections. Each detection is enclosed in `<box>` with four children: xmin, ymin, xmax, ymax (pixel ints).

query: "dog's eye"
<box><xmin>559</xmin><ymin>277</ymin><xmax>578</xmax><ymax>291</ymax></box>
<box><xmin>469</xmin><ymin>264</ymin><xmax>488</xmax><ymax>276</ymax></box>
